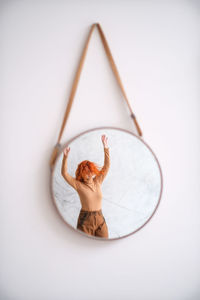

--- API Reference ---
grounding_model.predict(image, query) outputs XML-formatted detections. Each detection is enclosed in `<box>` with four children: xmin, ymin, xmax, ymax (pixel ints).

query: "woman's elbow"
<box><xmin>61</xmin><ymin>171</ymin><xmax>67</xmax><ymax>179</ymax></box>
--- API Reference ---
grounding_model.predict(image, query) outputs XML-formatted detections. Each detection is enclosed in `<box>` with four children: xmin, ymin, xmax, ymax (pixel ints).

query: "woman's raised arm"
<box><xmin>95</xmin><ymin>146</ymin><xmax>110</xmax><ymax>184</ymax></box>
<box><xmin>95</xmin><ymin>135</ymin><xmax>110</xmax><ymax>184</ymax></box>
<box><xmin>61</xmin><ymin>147</ymin><xmax>78</xmax><ymax>190</ymax></box>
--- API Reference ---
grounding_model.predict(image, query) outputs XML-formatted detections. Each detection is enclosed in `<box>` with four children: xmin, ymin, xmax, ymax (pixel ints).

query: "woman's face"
<box><xmin>85</xmin><ymin>172</ymin><xmax>95</xmax><ymax>181</ymax></box>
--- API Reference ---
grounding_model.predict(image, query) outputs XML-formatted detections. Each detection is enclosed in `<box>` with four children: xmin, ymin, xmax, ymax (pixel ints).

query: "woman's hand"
<box><xmin>101</xmin><ymin>134</ymin><xmax>108</xmax><ymax>148</ymax></box>
<box><xmin>63</xmin><ymin>146</ymin><xmax>70</xmax><ymax>156</ymax></box>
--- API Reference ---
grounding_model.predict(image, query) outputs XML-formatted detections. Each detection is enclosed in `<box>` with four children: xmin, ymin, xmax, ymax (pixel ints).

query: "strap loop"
<box><xmin>50</xmin><ymin>143</ymin><xmax>62</xmax><ymax>170</ymax></box>
<box><xmin>130</xmin><ymin>113</ymin><xmax>136</xmax><ymax>119</ymax></box>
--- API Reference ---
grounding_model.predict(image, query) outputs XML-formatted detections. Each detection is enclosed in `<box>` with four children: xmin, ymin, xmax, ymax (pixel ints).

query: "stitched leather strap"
<box><xmin>50</xmin><ymin>23</ymin><xmax>142</xmax><ymax>169</ymax></box>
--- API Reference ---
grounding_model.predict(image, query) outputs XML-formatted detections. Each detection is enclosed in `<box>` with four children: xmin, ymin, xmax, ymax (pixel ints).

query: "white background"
<box><xmin>0</xmin><ymin>1</ymin><xmax>199</xmax><ymax>299</ymax></box>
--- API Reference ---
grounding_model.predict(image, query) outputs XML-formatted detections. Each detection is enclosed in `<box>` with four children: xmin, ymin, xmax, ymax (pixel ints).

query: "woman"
<box><xmin>61</xmin><ymin>134</ymin><xmax>110</xmax><ymax>238</ymax></box>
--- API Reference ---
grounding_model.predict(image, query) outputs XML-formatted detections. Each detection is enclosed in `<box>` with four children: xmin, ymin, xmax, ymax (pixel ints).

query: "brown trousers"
<box><xmin>77</xmin><ymin>209</ymin><xmax>108</xmax><ymax>238</ymax></box>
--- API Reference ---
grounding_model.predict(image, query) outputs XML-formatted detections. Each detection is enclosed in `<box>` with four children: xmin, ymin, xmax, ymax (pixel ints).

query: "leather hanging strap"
<box><xmin>50</xmin><ymin>23</ymin><xmax>142</xmax><ymax>169</ymax></box>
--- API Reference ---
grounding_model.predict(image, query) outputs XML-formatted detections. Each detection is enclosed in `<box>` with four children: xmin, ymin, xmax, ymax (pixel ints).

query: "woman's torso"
<box><xmin>76</xmin><ymin>178</ymin><xmax>103</xmax><ymax>211</ymax></box>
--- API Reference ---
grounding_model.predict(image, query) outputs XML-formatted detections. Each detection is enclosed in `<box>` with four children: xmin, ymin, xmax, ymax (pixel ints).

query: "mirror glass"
<box><xmin>51</xmin><ymin>127</ymin><xmax>163</xmax><ymax>240</ymax></box>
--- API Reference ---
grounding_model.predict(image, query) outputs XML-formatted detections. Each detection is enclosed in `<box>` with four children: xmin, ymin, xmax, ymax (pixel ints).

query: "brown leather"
<box><xmin>50</xmin><ymin>23</ymin><xmax>142</xmax><ymax>169</ymax></box>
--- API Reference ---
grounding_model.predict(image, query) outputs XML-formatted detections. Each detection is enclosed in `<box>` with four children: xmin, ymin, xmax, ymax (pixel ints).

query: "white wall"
<box><xmin>0</xmin><ymin>1</ymin><xmax>200</xmax><ymax>299</ymax></box>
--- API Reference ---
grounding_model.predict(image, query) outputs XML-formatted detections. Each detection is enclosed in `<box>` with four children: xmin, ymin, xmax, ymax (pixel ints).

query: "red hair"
<box><xmin>75</xmin><ymin>160</ymin><xmax>105</xmax><ymax>182</ymax></box>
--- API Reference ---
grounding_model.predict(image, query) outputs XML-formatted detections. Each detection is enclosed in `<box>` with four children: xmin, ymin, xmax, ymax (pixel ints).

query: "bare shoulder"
<box><xmin>75</xmin><ymin>180</ymin><xmax>83</xmax><ymax>189</ymax></box>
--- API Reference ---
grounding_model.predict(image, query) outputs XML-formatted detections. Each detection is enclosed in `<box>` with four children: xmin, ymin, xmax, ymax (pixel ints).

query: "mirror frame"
<box><xmin>50</xmin><ymin>126</ymin><xmax>163</xmax><ymax>241</ymax></box>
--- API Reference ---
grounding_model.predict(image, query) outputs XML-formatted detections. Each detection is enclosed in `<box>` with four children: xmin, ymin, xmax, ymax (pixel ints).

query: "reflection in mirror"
<box><xmin>51</xmin><ymin>128</ymin><xmax>162</xmax><ymax>240</ymax></box>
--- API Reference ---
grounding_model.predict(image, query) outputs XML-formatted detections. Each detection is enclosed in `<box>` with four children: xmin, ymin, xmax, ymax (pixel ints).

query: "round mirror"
<box><xmin>50</xmin><ymin>127</ymin><xmax>163</xmax><ymax>240</ymax></box>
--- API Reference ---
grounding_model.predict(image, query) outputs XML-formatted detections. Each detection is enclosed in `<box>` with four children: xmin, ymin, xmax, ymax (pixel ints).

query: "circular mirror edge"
<box><xmin>49</xmin><ymin>126</ymin><xmax>164</xmax><ymax>241</ymax></box>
